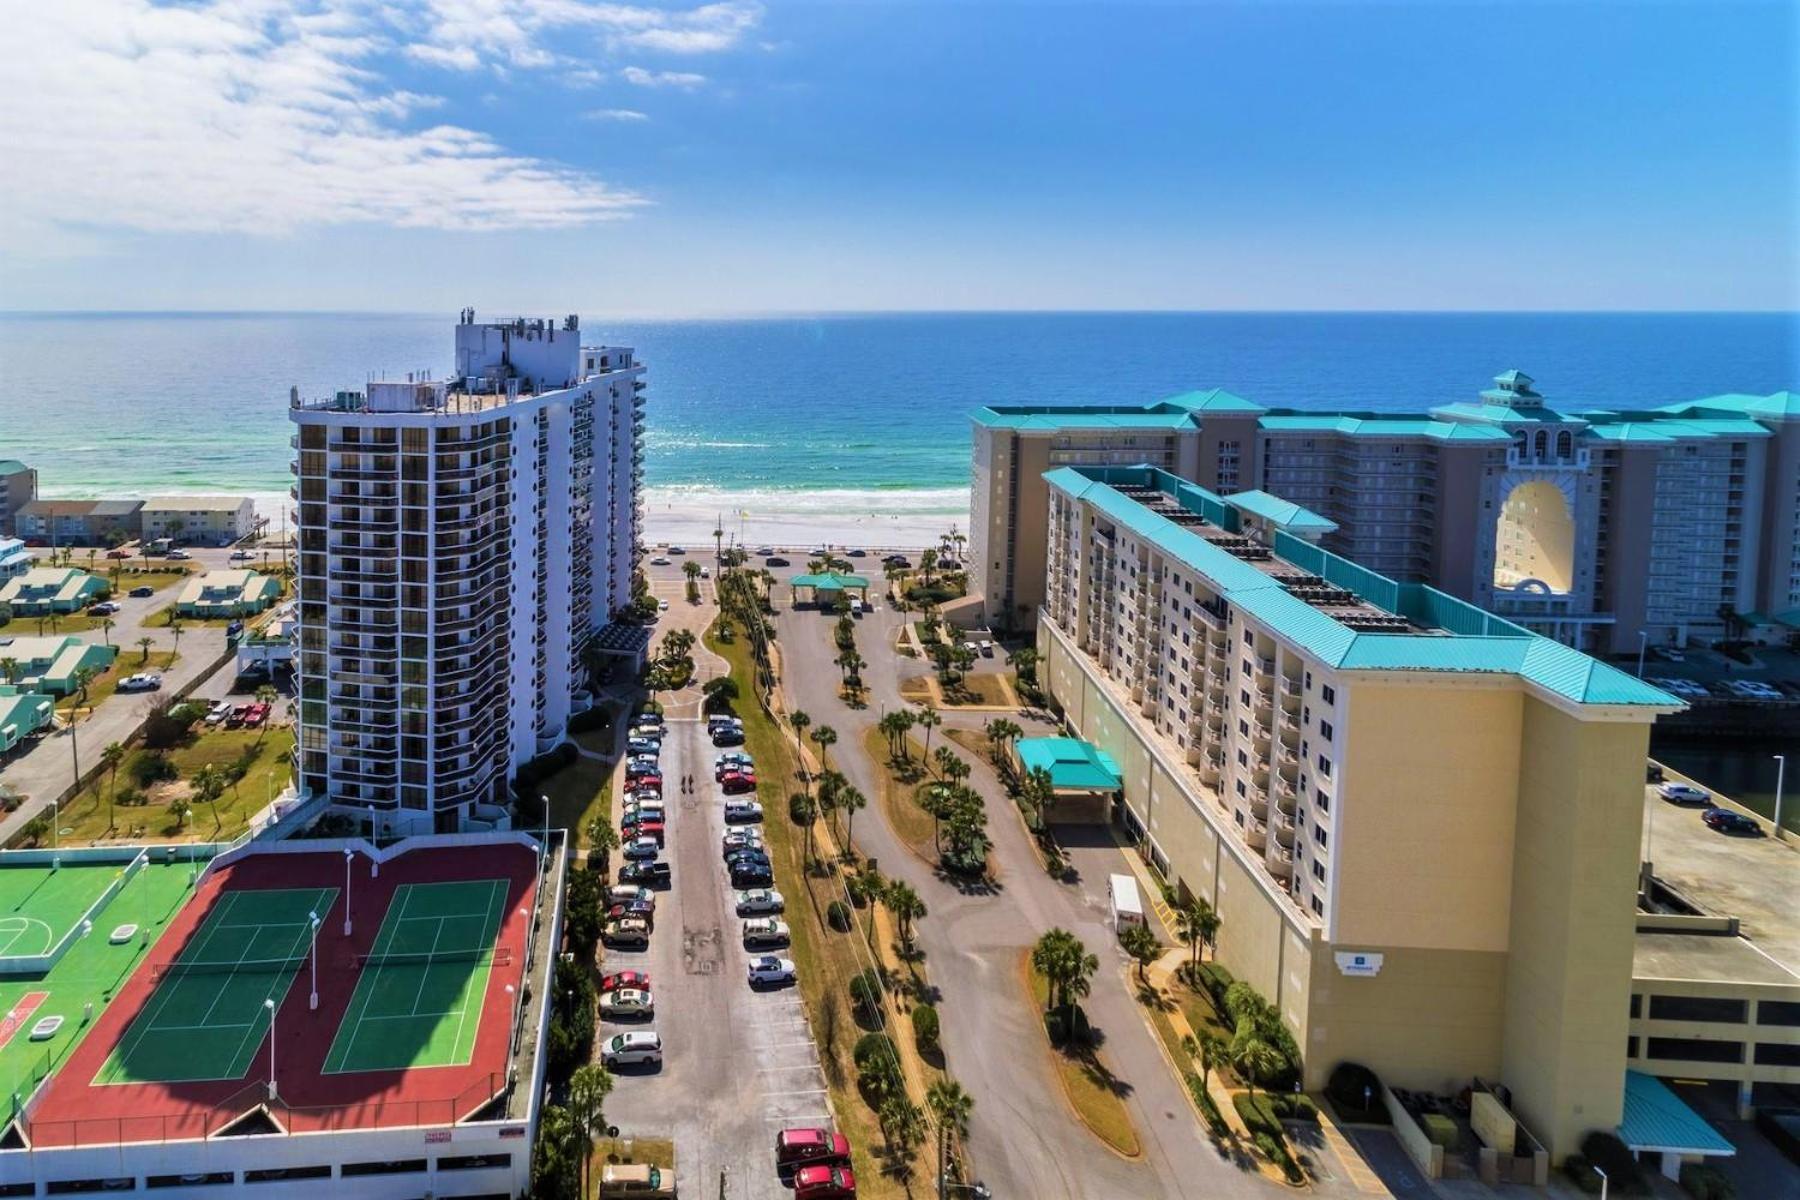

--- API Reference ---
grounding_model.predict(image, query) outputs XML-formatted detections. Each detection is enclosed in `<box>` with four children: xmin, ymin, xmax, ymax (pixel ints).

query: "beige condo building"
<box><xmin>1036</xmin><ymin>463</ymin><xmax>1685</xmax><ymax>1160</ymax></box>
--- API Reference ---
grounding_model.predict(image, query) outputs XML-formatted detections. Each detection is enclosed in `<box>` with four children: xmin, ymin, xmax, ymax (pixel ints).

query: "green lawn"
<box><xmin>861</xmin><ymin>727</ymin><xmax>939</xmax><ymax>860</ymax></box>
<box><xmin>58</xmin><ymin>651</ymin><xmax>179</xmax><ymax>718</ymax></box>
<box><xmin>51</xmin><ymin>726</ymin><xmax>295</xmax><ymax>845</ymax></box>
<box><xmin>541</xmin><ymin>755</ymin><xmax>616</xmax><ymax>856</ymax></box>
<box><xmin>1026</xmin><ymin>958</ymin><xmax>1142</xmax><ymax>1157</ymax></box>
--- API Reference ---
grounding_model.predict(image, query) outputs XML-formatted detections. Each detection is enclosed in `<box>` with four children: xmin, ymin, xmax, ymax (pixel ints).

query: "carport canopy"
<box><xmin>789</xmin><ymin>572</ymin><xmax>871</xmax><ymax>603</ymax></box>
<box><xmin>1618</xmin><ymin>1071</ymin><xmax>1735</xmax><ymax>1160</ymax></box>
<box><xmin>1014</xmin><ymin>736</ymin><xmax>1123</xmax><ymax>795</ymax></box>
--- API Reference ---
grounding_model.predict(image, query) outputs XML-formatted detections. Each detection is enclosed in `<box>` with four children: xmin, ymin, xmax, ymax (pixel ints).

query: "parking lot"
<box><xmin>605</xmin><ymin>713</ymin><xmax>834</xmax><ymax>1200</ymax></box>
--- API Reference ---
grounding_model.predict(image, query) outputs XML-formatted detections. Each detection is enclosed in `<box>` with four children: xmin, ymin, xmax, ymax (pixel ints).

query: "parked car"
<box><xmin>765</xmin><ymin>556</ymin><xmax>790</xmax><ymax>567</ymax></box>
<box><xmin>657</xmin><ymin>599</ymin><xmax>669</xmax><ymax>612</ymax></box>
<box><xmin>722</xmin><ymin>830</ymin><xmax>765</xmax><ymax>857</ymax></box>
<box><xmin>712</xmin><ymin>728</ymin><xmax>746</xmax><ymax>748</ymax></box>
<box><xmin>86</xmin><ymin>601</ymin><xmax>120</xmax><ymax>616</ymax></box>
<box><xmin>242</xmin><ymin>703</ymin><xmax>270</xmax><ymax>728</ymax></box>
<box><xmin>607</xmin><ymin>899</ymin><xmax>657</xmax><ymax>926</ymax></box>
<box><xmin>747</xmin><ymin>956</ymin><xmax>796</xmax><ymax>986</ymax></box>
<box><xmin>229</xmin><ymin>549</ymin><xmax>255</xmax><ymax>561</ymax></box>
<box><xmin>224</xmin><ymin>704</ymin><xmax>250</xmax><ymax>727</ymax></box>
<box><xmin>650</xmin><ymin>555</ymin><xmax>671</xmax><ymax>566</ymax></box>
<box><xmin>667</xmin><ymin>546</ymin><xmax>686</xmax><ymax>555</ymax></box>
<box><xmin>622</xmin><ymin>800</ymin><xmax>666</xmax><ymax>822</ymax></box>
<box><xmin>619</xmin><ymin>861</ymin><xmax>672</xmax><ymax>887</ymax></box>
<box><xmin>724</xmin><ymin>800</ymin><xmax>763</xmax><ymax>824</ymax></box>
<box><xmin>128</xmin><ymin>585</ymin><xmax>155</xmax><ymax>598</ymax></box>
<box><xmin>720</xmin><ymin>771</ymin><xmax>757</xmax><ymax>794</ymax></box>
<box><xmin>1702</xmin><ymin>807</ymin><xmax>1761</xmax><ymax>835</ymax></box>
<box><xmin>631</xmin><ymin>722</ymin><xmax>663</xmax><ymax>739</ymax></box>
<box><xmin>600</xmin><ymin>969</ymin><xmax>651</xmax><ymax>994</ymax></box>
<box><xmin>734</xmin><ymin>888</ymin><xmax>784</xmax><ymax>916</ymax></box>
<box><xmin>776</xmin><ymin>1128</ymin><xmax>852</xmax><ymax>1170</ymax></box>
<box><xmin>602</xmin><ymin>919</ymin><xmax>651</xmax><ymax>950</ymax></box>
<box><xmin>599</xmin><ymin>988</ymin><xmax>655</xmax><ymax>1019</ymax></box>
<box><xmin>725</xmin><ymin>847</ymin><xmax>770</xmax><ymax>870</ymax></box>
<box><xmin>622</xmin><ymin>836</ymin><xmax>661</xmax><ymax>861</ymax></box>
<box><xmin>1652</xmin><ymin>646</ymin><xmax>1687</xmax><ymax>663</ymax></box>
<box><xmin>105</xmin><ymin>548</ymin><xmax>134</xmax><ymax>560</ymax></box>
<box><xmin>166</xmin><ymin>549</ymin><xmax>192</xmax><ymax>561</ymax></box>
<box><xmin>635</xmin><ymin>711</ymin><xmax>665</xmax><ymax>728</ymax></box>
<box><xmin>205</xmin><ymin>701</ymin><xmax>233</xmax><ymax>726</ymax></box>
<box><xmin>599</xmin><ymin>1162</ymin><xmax>676</xmax><ymax>1197</ymax></box>
<box><xmin>117</xmin><ymin>673</ymin><xmax>163</xmax><ymax>693</ymax></box>
<box><xmin>882</xmin><ymin>554</ymin><xmax>910</xmax><ymax>567</ymax></box>
<box><xmin>742</xmin><ymin>917</ymin><xmax>790</xmax><ymax>949</ymax></box>
<box><xmin>626</xmin><ymin>773</ymin><xmax>664</xmax><ymax>792</ymax></box>
<box><xmin>627</xmin><ymin>737</ymin><xmax>661</xmax><ymax>756</ymax></box>
<box><xmin>979</xmin><ymin>640</ymin><xmax>995</xmax><ymax>657</ymax></box>
<box><xmin>730</xmin><ymin>865</ymin><xmax>774</xmax><ymax>889</ymax></box>
<box><xmin>793</xmin><ymin>1165</ymin><xmax>856</xmax><ymax>1199</ymax></box>
<box><xmin>621</xmin><ymin>819</ymin><xmax>664</xmax><ymax>846</ymax></box>
<box><xmin>601</xmin><ymin>1031</ymin><xmax>663</xmax><ymax>1068</ymax></box>
<box><xmin>715</xmin><ymin>752</ymin><xmax>753</xmax><ymax>777</ymax></box>
<box><xmin>1657</xmin><ymin>782</ymin><xmax>1711</xmax><ymax>805</ymax></box>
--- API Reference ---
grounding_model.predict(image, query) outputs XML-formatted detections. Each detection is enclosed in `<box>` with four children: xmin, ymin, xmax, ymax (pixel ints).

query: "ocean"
<box><xmin>0</xmin><ymin>311</ymin><xmax>1794</xmax><ymax>543</ymax></box>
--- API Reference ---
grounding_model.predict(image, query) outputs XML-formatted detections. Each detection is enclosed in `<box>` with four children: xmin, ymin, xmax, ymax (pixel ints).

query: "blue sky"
<box><xmin>3</xmin><ymin>0</ymin><xmax>1794</xmax><ymax>312</ymax></box>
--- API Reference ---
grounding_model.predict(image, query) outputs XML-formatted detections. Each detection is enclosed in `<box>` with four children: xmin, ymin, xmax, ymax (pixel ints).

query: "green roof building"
<box><xmin>0</xmin><ymin>567</ymin><xmax>105</xmax><ymax>616</ymax></box>
<box><xmin>0</xmin><ymin>635</ymin><xmax>119</xmax><ymax>696</ymax></box>
<box><xmin>970</xmin><ymin>371</ymin><xmax>1800</xmax><ymax>656</ymax></box>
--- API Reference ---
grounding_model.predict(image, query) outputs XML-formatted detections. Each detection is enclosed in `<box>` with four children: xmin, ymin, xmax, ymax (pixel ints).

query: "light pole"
<box><xmin>1594</xmin><ymin>1164</ymin><xmax>1608</xmax><ymax>1200</ymax></box>
<box><xmin>1636</xmin><ymin>631</ymin><xmax>1648</xmax><ymax>678</ymax></box>
<box><xmin>342</xmin><ymin>848</ymin><xmax>354</xmax><ymax>937</ymax></box>
<box><xmin>264</xmin><ymin>997</ymin><xmax>278</xmax><ymax>1098</ymax></box>
<box><xmin>1774</xmin><ymin>754</ymin><xmax>1787</xmax><ymax>841</ymax></box>
<box><xmin>938</xmin><ymin>1180</ymin><xmax>992</xmax><ymax>1200</ymax></box>
<box><xmin>308</xmin><ymin>912</ymin><xmax>320</xmax><ymax>1010</ymax></box>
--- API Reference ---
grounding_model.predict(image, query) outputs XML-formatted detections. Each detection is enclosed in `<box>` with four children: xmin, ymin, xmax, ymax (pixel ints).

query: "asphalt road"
<box><xmin>606</xmin><ymin>713</ymin><xmax>832</xmax><ymax>1200</ymax></box>
<box><xmin>772</xmin><ymin>587</ymin><xmax>1350</xmax><ymax>1200</ymax></box>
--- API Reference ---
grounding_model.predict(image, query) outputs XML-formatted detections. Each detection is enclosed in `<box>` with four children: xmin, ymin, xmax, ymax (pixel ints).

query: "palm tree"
<box><xmin>1031</xmin><ymin>927</ymin><xmax>1098</xmax><ymax>1036</ymax></box>
<box><xmin>191</xmin><ymin>763</ymin><xmax>227</xmax><ymax>834</ymax></box>
<box><xmin>809</xmin><ymin>724</ymin><xmax>837</xmax><ymax>776</ymax></box>
<box><xmin>136</xmin><ymin>635</ymin><xmax>154</xmax><ymax>665</ymax></box>
<box><xmin>790</xmin><ymin>791</ymin><xmax>818</xmax><ymax>862</ymax></box>
<box><xmin>1012</xmin><ymin>647</ymin><xmax>1039</xmax><ymax>686</ymax></box>
<box><xmin>1229</xmin><ymin>1027</ymin><xmax>1286</xmax><ymax>1101</ymax></box>
<box><xmin>100</xmin><ymin>741</ymin><xmax>126</xmax><ymax>832</ymax></box>
<box><xmin>926</xmin><ymin>1077</ymin><xmax>974</xmax><ymax>1191</ymax></box>
<box><xmin>565</xmin><ymin>1062</ymin><xmax>615</xmax><ymax>1199</ymax></box>
<box><xmin>1190</xmin><ymin>1028</ymin><xmax>1227</xmax><ymax>1090</ymax></box>
<box><xmin>790</xmin><ymin>710</ymin><xmax>812</xmax><ymax>777</ymax></box>
<box><xmin>886</xmin><ymin>879</ymin><xmax>926</xmax><ymax>951</ymax></box>
<box><xmin>838</xmin><ymin>784</ymin><xmax>867</xmax><ymax>853</ymax></box>
<box><xmin>919</xmin><ymin>547</ymin><xmax>939</xmax><ymax>585</ymax></box>
<box><xmin>683</xmin><ymin>560</ymin><xmax>701</xmax><ymax>582</ymax></box>
<box><xmin>1122</xmin><ymin>923</ymin><xmax>1161</xmax><ymax>983</ymax></box>
<box><xmin>71</xmin><ymin>666</ymin><xmax>98</xmax><ymax>715</ymax></box>
<box><xmin>254</xmin><ymin>684</ymin><xmax>279</xmax><ymax>739</ymax></box>
<box><xmin>168</xmin><ymin>619</ymin><xmax>184</xmax><ymax>658</ymax></box>
<box><xmin>100</xmin><ymin>617</ymin><xmax>116</xmax><ymax>647</ymax></box>
<box><xmin>0</xmin><ymin>657</ymin><xmax>18</xmax><ymax>687</ymax></box>
<box><xmin>585</xmin><ymin>817</ymin><xmax>620</xmax><ymax>876</ymax></box>
<box><xmin>916</xmin><ymin>703</ymin><xmax>941</xmax><ymax>760</ymax></box>
<box><xmin>1175</xmin><ymin>898</ymin><xmax>1221</xmax><ymax>973</ymax></box>
<box><xmin>167</xmin><ymin>794</ymin><xmax>192</xmax><ymax>832</ymax></box>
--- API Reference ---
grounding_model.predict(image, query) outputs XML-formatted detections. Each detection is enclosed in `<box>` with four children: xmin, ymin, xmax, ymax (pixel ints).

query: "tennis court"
<box><xmin>321</xmin><ymin>879</ymin><xmax>510</xmax><ymax>1075</ymax></box>
<box><xmin>93</xmin><ymin>885</ymin><xmax>337</xmax><ymax>1086</ymax></box>
<box><xmin>0</xmin><ymin>859</ymin><xmax>131</xmax><ymax>960</ymax></box>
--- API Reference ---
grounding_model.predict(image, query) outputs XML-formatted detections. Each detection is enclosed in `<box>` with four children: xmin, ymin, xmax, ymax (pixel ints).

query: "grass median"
<box><xmin>860</xmin><ymin>727</ymin><xmax>938</xmax><ymax>861</ymax></box>
<box><xmin>1024</xmin><ymin>955</ymin><xmax>1142</xmax><ymax>1159</ymax></box>
<box><xmin>707</xmin><ymin>624</ymin><xmax>930</xmax><ymax>1196</ymax></box>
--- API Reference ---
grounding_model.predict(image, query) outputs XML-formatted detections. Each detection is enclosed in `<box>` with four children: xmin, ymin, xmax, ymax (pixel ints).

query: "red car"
<box><xmin>242</xmin><ymin>702</ymin><xmax>270</xmax><ymax>728</ymax></box>
<box><xmin>793</xmin><ymin>1164</ymin><xmax>856</xmax><ymax>1199</ymax></box>
<box><xmin>628</xmin><ymin>774</ymin><xmax>664</xmax><ymax>793</ymax></box>
<box><xmin>600</xmin><ymin>970</ymin><xmax>650</xmax><ymax>993</ymax></box>
<box><xmin>621</xmin><ymin>820</ymin><xmax>665</xmax><ymax>846</ymax></box>
<box><xmin>721</xmin><ymin>772</ymin><xmax>757</xmax><ymax>794</ymax></box>
<box><xmin>776</xmin><ymin>1127</ymin><xmax>851</xmax><ymax>1169</ymax></box>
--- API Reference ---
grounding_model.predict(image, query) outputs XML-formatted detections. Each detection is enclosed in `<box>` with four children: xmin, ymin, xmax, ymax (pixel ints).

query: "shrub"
<box><xmin>1679</xmin><ymin>1163</ymin><xmax>1735</xmax><ymax>1200</ymax></box>
<box><xmin>911</xmin><ymin>1003</ymin><xmax>940</xmax><ymax>1052</ymax></box>
<box><xmin>1580</xmin><ymin>1131</ymin><xmax>1649</xmax><ymax>1195</ymax></box>
<box><xmin>1251</xmin><ymin>1130</ymin><xmax>1304</xmax><ymax>1184</ymax></box>
<box><xmin>1194</xmin><ymin>961</ymin><xmax>1235</xmax><ymax>1012</ymax></box>
<box><xmin>848</xmin><ymin>968</ymin><xmax>884</xmax><ymax>1020</ymax></box>
<box><xmin>567</xmin><ymin>706</ymin><xmax>609</xmax><ymax>734</ymax></box>
<box><xmin>128</xmin><ymin>751</ymin><xmax>178</xmax><ymax>789</ymax></box>
<box><xmin>1327</xmin><ymin>1061</ymin><xmax>1384</xmax><ymax>1119</ymax></box>
<box><xmin>1267</xmin><ymin>1093</ymin><xmax>1317</xmax><ymax>1123</ymax></box>
<box><xmin>852</xmin><ymin>1032</ymin><xmax>902</xmax><ymax>1098</ymax></box>
<box><xmin>1184</xmin><ymin>1072</ymin><xmax>1230</xmax><ymax>1139</ymax></box>
<box><xmin>827</xmin><ymin>900</ymin><xmax>853</xmax><ymax>932</ymax></box>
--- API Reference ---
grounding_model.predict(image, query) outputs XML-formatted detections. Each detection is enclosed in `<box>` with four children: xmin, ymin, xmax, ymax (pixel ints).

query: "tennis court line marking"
<box><xmin>94</xmin><ymin>891</ymin><xmax>245</xmax><ymax>1085</ymax></box>
<box><xmin>217</xmin><ymin>886</ymin><xmax>332</xmax><ymax>1080</ymax></box>
<box><xmin>445</xmin><ymin>879</ymin><xmax>508</xmax><ymax>1065</ymax></box>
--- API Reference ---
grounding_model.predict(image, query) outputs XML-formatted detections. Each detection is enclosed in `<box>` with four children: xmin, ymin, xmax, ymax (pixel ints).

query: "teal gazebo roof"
<box><xmin>1015</xmin><ymin>737</ymin><xmax>1123</xmax><ymax>793</ymax></box>
<box><xmin>788</xmin><ymin>572</ymin><xmax>870</xmax><ymax>590</ymax></box>
<box><xmin>1618</xmin><ymin>1071</ymin><xmax>1735</xmax><ymax>1157</ymax></box>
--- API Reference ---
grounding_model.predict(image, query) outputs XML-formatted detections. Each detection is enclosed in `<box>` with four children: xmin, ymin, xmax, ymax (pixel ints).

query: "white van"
<box><xmin>1108</xmin><ymin>874</ymin><xmax>1145</xmax><ymax>935</ymax></box>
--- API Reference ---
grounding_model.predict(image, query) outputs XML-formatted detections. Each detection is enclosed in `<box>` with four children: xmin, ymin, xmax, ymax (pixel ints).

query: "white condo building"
<box><xmin>290</xmin><ymin>311</ymin><xmax>646</xmax><ymax>834</ymax></box>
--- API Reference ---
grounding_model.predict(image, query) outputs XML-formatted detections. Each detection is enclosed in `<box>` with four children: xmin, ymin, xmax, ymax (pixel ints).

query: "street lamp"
<box><xmin>1775</xmin><ymin>754</ymin><xmax>1787</xmax><ymax>842</ymax></box>
<box><xmin>264</xmin><ymin>998</ymin><xmax>278</xmax><ymax>1099</ymax></box>
<box><xmin>1594</xmin><ymin>1164</ymin><xmax>1608</xmax><ymax>1200</ymax></box>
<box><xmin>1636</xmin><ymin>631</ymin><xmax>1648</xmax><ymax>678</ymax></box>
<box><xmin>342</xmin><ymin>848</ymin><xmax>354</xmax><ymax>937</ymax></box>
<box><xmin>307</xmin><ymin>912</ymin><xmax>320</xmax><ymax>1010</ymax></box>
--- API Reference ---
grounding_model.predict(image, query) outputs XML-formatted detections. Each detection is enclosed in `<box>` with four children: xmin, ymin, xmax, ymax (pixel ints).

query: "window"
<box><xmin>1315</xmin><ymin>788</ymin><xmax>1330</xmax><ymax>813</ymax></box>
<box><xmin>1648</xmin><ymin>995</ymin><xmax>1748</xmax><ymax>1024</ymax></box>
<box><xmin>1313</xmin><ymin>827</ymin><xmax>1328</xmax><ymax>849</ymax></box>
<box><xmin>1316</xmin><ymin>755</ymin><xmax>1332</xmax><ymax>777</ymax></box>
<box><xmin>1321</xmin><ymin>684</ymin><xmax>1335</xmax><ymax>704</ymax></box>
<box><xmin>1759</xmin><ymin>1000</ymin><xmax>1800</xmax><ymax>1027</ymax></box>
<box><xmin>1312</xmin><ymin>861</ymin><xmax>1326</xmax><ymax>883</ymax></box>
<box><xmin>1311</xmin><ymin>896</ymin><xmax>1324</xmax><ymax>916</ymax></box>
<box><xmin>1630</xmin><ymin>994</ymin><xmax>1642</xmax><ymax>1018</ymax></box>
<box><xmin>1755</xmin><ymin>1043</ymin><xmax>1800</xmax><ymax>1067</ymax></box>
<box><xmin>1319</xmin><ymin>721</ymin><xmax>1333</xmax><ymax>742</ymax></box>
<box><xmin>245</xmin><ymin>1166</ymin><xmax>332</xmax><ymax>1184</ymax></box>
<box><xmin>1645</xmin><ymin>1037</ymin><xmax>1742</xmax><ymax>1064</ymax></box>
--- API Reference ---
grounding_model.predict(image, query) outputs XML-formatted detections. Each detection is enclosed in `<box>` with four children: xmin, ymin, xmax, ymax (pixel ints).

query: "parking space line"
<box><xmin>763</xmin><ymin>1087</ymin><xmax>829</xmax><ymax>1098</ymax></box>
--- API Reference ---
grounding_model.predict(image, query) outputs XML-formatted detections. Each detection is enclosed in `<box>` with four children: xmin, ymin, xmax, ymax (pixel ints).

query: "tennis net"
<box><xmin>356</xmin><ymin>947</ymin><xmax>512</xmax><ymax>972</ymax></box>
<box><xmin>149</xmin><ymin>955</ymin><xmax>307</xmax><ymax>982</ymax></box>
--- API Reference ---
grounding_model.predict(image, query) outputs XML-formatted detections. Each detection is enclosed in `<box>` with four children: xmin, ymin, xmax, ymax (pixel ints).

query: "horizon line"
<box><xmin>2</xmin><ymin>307</ymin><xmax>1797</xmax><ymax>321</ymax></box>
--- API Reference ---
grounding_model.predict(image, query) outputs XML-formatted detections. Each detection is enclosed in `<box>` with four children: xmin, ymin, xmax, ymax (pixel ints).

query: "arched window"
<box><xmin>1556</xmin><ymin>431</ymin><xmax>1573</xmax><ymax>459</ymax></box>
<box><xmin>1534</xmin><ymin>430</ymin><xmax>1549</xmax><ymax>459</ymax></box>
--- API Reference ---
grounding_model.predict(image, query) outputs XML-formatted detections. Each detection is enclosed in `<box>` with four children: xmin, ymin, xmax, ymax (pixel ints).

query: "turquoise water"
<box><xmin>0</xmin><ymin>311</ymin><xmax>1793</xmax><ymax>513</ymax></box>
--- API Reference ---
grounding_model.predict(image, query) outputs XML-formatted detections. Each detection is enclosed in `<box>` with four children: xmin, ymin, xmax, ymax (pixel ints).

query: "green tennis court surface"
<box><xmin>94</xmin><ymin>886</ymin><xmax>336</xmax><ymax>1086</ymax></box>
<box><xmin>321</xmin><ymin>879</ymin><xmax>509</xmax><ymax>1075</ymax></box>
<box><xmin>0</xmin><ymin>859</ymin><xmax>134</xmax><ymax>960</ymax></box>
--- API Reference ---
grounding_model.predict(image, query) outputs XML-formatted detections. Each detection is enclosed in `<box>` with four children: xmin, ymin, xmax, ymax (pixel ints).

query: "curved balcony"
<box><xmin>1274</xmin><ymin>814</ymin><xmax>1296</xmax><ymax>846</ymax></box>
<box><xmin>1243</xmin><ymin>820</ymin><xmax>1267</xmax><ymax>851</ymax></box>
<box><xmin>1266</xmin><ymin>848</ymin><xmax>1294</xmax><ymax>879</ymax></box>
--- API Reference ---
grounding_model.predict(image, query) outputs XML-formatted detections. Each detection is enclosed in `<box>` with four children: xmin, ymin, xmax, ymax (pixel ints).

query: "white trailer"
<box><xmin>1108</xmin><ymin>873</ymin><xmax>1145</xmax><ymax>935</ymax></box>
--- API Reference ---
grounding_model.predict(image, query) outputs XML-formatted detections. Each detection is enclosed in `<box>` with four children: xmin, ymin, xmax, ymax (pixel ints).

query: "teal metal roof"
<box><xmin>1430</xmin><ymin>401</ymin><xmax>1589</xmax><ymax>426</ymax></box>
<box><xmin>1258</xmin><ymin>413</ymin><xmax>1514</xmax><ymax>442</ymax></box>
<box><xmin>971</xmin><ymin>403</ymin><xmax>1195</xmax><ymax>431</ymax></box>
<box><xmin>1045</xmin><ymin>465</ymin><xmax>1681</xmax><ymax>709</ymax></box>
<box><xmin>0</xmin><ymin>461</ymin><xmax>26</xmax><ymax>475</ymax></box>
<box><xmin>1223</xmin><ymin>490</ymin><xmax>1338</xmax><ymax>534</ymax></box>
<box><xmin>1658</xmin><ymin>391</ymin><xmax>1800</xmax><ymax>420</ymax></box>
<box><xmin>1162</xmin><ymin>387</ymin><xmax>1266</xmax><ymax>414</ymax></box>
<box><xmin>789</xmin><ymin>572</ymin><xmax>870</xmax><ymax>590</ymax></box>
<box><xmin>1015</xmin><ymin>737</ymin><xmax>1123</xmax><ymax>792</ymax></box>
<box><xmin>1618</xmin><ymin>1071</ymin><xmax>1735</xmax><ymax>1156</ymax></box>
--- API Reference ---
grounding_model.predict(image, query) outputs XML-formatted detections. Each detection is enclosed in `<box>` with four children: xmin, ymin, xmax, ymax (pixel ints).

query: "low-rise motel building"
<box><xmin>173</xmin><ymin>568</ymin><xmax>281</xmax><ymax>619</ymax></box>
<box><xmin>1035</xmin><ymin>464</ymin><xmax>1694</xmax><ymax>1164</ymax></box>
<box><xmin>0</xmin><ymin>567</ymin><xmax>104</xmax><ymax>616</ymax></box>
<box><xmin>0</xmin><ymin>634</ymin><xmax>119</xmax><ymax>695</ymax></box>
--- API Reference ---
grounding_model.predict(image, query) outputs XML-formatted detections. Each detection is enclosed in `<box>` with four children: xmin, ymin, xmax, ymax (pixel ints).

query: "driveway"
<box><xmin>607</xmin><ymin>714</ymin><xmax>832</xmax><ymax>1200</ymax></box>
<box><xmin>772</xmin><ymin>591</ymin><xmax>1324</xmax><ymax>1199</ymax></box>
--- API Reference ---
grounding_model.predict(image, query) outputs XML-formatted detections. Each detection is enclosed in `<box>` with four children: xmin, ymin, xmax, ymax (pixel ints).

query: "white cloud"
<box><xmin>405</xmin><ymin>42</ymin><xmax>480</xmax><ymax>70</ymax></box>
<box><xmin>622</xmin><ymin>66</ymin><xmax>707</xmax><ymax>89</ymax></box>
<box><xmin>403</xmin><ymin>0</ymin><xmax>762</xmax><ymax>73</ymax></box>
<box><xmin>584</xmin><ymin>108</ymin><xmax>650</xmax><ymax>122</ymax></box>
<box><xmin>0</xmin><ymin>1</ymin><xmax>647</xmax><ymax>250</ymax></box>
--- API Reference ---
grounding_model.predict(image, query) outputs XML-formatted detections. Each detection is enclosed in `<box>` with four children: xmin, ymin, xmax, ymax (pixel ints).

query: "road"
<box><xmin>606</xmin><ymin>712</ymin><xmax>832</xmax><ymax>1200</ymax></box>
<box><xmin>772</xmin><ymin>586</ymin><xmax>1345</xmax><ymax>1200</ymax></box>
<box><xmin>0</xmin><ymin>574</ymin><xmax>232</xmax><ymax>845</ymax></box>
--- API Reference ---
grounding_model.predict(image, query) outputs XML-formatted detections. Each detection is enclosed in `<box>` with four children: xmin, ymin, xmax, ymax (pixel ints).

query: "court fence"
<box><xmin>0</xmin><ymin>847</ymin><xmax>147</xmax><ymax>977</ymax></box>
